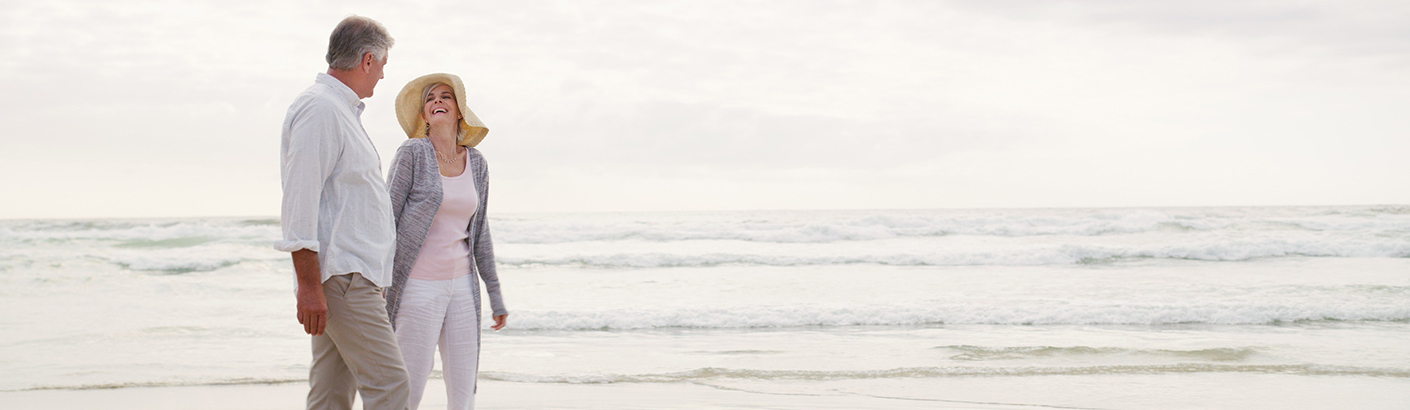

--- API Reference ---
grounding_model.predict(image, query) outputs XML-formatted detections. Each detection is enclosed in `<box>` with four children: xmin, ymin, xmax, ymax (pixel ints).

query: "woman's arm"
<box><xmin>471</xmin><ymin>152</ymin><xmax>508</xmax><ymax>328</ymax></box>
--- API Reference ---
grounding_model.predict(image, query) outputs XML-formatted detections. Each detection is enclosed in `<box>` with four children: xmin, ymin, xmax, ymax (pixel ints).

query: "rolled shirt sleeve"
<box><xmin>276</xmin><ymin>99</ymin><xmax>341</xmax><ymax>253</ymax></box>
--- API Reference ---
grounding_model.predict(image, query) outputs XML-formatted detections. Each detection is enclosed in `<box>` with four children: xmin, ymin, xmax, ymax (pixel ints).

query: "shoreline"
<box><xmin>0</xmin><ymin>380</ymin><xmax>1034</xmax><ymax>410</ymax></box>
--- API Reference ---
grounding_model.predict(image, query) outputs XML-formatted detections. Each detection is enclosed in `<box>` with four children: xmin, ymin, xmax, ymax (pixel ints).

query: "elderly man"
<box><xmin>276</xmin><ymin>15</ymin><xmax>410</xmax><ymax>410</ymax></box>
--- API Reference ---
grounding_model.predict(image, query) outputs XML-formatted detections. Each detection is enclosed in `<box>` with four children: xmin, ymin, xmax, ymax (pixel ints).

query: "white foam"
<box><xmin>491</xmin><ymin>206</ymin><xmax>1410</xmax><ymax>244</ymax></box>
<box><xmin>497</xmin><ymin>235</ymin><xmax>1410</xmax><ymax>268</ymax></box>
<box><xmin>6</xmin><ymin>218</ymin><xmax>272</xmax><ymax>242</ymax></box>
<box><xmin>4</xmin><ymin>209</ymin><xmax>1409</xmax><ymax>271</ymax></box>
<box><xmin>23</xmin><ymin>362</ymin><xmax>1407</xmax><ymax>391</ymax></box>
<box><xmin>479</xmin><ymin>363</ymin><xmax>1410</xmax><ymax>384</ymax></box>
<box><xmin>97</xmin><ymin>244</ymin><xmax>279</xmax><ymax>272</ymax></box>
<box><xmin>507</xmin><ymin>301</ymin><xmax>1410</xmax><ymax>329</ymax></box>
<box><xmin>0</xmin><ymin>218</ymin><xmax>284</xmax><ymax>273</ymax></box>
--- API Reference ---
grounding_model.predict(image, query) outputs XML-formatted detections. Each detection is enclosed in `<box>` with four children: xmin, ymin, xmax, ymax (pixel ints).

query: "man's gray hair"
<box><xmin>326</xmin><ymin>15</ymin><xmax>394</xmax><ymax>71</ymax></box>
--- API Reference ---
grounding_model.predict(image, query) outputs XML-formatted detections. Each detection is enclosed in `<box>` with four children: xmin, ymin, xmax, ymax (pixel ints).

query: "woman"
<box><xmin>384</xmin><ymin>72</ymin><xmax>507</xmax><ymax>410</ymax></box>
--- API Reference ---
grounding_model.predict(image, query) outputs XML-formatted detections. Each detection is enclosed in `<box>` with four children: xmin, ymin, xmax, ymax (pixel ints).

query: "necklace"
<box><xmin>435</xmin><ymin>145</ymin><xmax>461</xmax><ymax>164</ymax></box>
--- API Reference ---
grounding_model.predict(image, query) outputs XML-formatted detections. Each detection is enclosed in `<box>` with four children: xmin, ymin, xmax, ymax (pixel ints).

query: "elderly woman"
<box><xmin>384</xmin><ymin>72</ymin><xmax>507</xmax><ymax>410</ymax></box>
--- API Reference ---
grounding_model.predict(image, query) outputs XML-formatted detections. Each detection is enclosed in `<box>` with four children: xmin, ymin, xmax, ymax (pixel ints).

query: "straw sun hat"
<box><xmin>394</xmin><ymin>73</ymin><xmax>489</xmax><ymax>147</ymax></box>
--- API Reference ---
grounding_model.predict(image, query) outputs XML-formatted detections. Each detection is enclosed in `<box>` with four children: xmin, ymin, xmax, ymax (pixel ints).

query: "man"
<box><xmin>276</xmin><ymin>15</ymin><xmax>409</xmax><ymax>410</ymax></box>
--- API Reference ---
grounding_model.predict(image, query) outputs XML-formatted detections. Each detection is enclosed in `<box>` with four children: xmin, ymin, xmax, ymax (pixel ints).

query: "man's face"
<box><xmin>351</xmin><ymin>51</ymin><xmax>388</xmax><ymax>99</ymax></box>
<box><xmin>366</xmin><ymin>52</ymin><xmax>387</xmax><ymax>97</ymax></box>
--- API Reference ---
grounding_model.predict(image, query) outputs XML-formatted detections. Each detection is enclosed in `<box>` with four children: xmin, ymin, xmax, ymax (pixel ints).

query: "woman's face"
<box><xmin>421</xmin><ymin>83</ymin><xmax>462</xmax><ymax>127</ymax></box>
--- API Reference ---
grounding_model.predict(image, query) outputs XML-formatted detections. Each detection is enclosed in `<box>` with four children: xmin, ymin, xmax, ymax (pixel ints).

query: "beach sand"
<box><xmin>7</xmin><ymin>372</ymin><xmax>1409</xmax><ymax>410</ymax></box>
<box><xmin>0</xmin><ymin>380</ymin><xmax>1043</xmax><ymax>410</ymax></box>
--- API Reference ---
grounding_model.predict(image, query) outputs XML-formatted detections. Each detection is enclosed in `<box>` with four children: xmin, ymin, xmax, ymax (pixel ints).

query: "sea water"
<box><xmin>1</xmin><ymin>206</ymin><xmax>1408</xmax><ymax>408</ymax></box>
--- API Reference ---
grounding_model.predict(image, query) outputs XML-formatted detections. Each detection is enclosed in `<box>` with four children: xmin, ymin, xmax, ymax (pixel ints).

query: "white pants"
<box><xmin>395</xmin><ymin>275</ymin><xmax>480</xmax><ymax>410</ymax></box>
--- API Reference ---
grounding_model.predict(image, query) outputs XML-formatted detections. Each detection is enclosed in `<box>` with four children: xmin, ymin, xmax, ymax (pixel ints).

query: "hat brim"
<box><xmin>395</xmin><ymin>73</ymin><xmax>489</xmax><ymax>147</ymax></box>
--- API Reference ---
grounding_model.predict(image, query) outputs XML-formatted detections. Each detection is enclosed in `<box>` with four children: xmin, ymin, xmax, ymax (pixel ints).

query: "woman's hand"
<box><xmin>491</xmin><ymin>314</ymin><xmax>508</xmax><ymax>331</ymax></box>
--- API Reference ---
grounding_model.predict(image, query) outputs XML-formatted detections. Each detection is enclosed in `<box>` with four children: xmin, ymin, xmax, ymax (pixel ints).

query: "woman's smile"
<box><xmin>422</xmin><ymin>83</ymin><xmax>461</xmax><ymax>123</ymax></box>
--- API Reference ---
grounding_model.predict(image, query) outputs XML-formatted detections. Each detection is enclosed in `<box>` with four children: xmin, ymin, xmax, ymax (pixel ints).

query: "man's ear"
<box><xmin>362</xmin><ymin>52</ymin><xmax>376</xmax><ymax>73</ymax></box>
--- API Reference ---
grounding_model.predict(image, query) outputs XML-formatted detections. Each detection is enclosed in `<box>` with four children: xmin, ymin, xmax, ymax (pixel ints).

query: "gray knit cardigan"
<box><xmin>384</xmin><ymin>137</ymin><xmax>507</xmax><ymax>328</ymax></box>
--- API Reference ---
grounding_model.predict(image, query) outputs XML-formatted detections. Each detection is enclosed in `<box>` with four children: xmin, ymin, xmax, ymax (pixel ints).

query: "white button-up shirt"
<box><xmin>275</xmin><ymin>73</ymin><xmax>396</xmax><ymax>288</ymax></box>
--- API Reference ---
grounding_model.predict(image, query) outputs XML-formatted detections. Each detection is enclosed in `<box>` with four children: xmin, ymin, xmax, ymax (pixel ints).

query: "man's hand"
<box><xmin>491</xmin><ymin>314</ymin><xmax>508</xmax><ymax>331</ymax></box>
<box><xmin>292</xmin><ymin>249</ymin><xmax>328</xmax><ymax>336</ymax></box>
<box><xmin>297</xmin><ymin>282</ymin><xmax>329</xmax><ymax>335</ymax></box>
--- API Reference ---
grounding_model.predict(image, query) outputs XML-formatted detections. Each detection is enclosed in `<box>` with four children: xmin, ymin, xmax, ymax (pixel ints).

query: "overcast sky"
<box><xmin>1</xmin><ymin>0</ymin><xmax>1406</xmax><ymax>219</ymax></box>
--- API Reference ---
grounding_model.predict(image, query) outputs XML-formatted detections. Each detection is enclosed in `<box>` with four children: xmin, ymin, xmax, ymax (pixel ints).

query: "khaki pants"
<box><xmin>308</xmin><ymin>273</ymin><xmax>411</xmax><ymax>410</ymax></box>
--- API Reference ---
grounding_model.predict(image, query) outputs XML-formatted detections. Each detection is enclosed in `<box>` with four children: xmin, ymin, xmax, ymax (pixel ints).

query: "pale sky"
<box><xmin>1</xmin><ymin>0</ymin><xmax>1407</xmax><ymax>219</ymax></box>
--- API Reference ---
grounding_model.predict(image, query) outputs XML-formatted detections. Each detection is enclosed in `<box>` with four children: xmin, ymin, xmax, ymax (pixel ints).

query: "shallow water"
<box><xmin>1</xmin><ymin>207</ymin><xmax>1408</xmax><ymax>408</ymax></box>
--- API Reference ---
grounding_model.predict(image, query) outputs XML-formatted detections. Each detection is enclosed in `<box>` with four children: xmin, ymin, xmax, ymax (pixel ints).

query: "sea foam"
<box><xmin>507</xmin><ymin>301</ymin><xmax>1410</xmax><ymax>329</ymax></box>
<box><xmin>492</xmin><ymin>206</ymin><xmax>1410</xmax><ymax>244</ymax></box>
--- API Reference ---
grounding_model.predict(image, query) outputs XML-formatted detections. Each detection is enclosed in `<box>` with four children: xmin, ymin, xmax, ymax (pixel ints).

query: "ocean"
<box><xmin>2</xmin><ymin>206</ymin><xmax>1408</xmax><ymax>409</ymax></box>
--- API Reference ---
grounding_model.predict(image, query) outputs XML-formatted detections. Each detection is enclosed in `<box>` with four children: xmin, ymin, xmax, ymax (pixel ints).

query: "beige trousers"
<box><xmin>308</xmin><ymin>273</ymin><xmax>411</xmax><ymax>410</ymax></box>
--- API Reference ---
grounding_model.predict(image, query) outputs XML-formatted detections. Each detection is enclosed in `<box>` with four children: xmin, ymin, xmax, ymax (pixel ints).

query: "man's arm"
<box><xmin>277</xmin><ymin>100</ymin><xmax>341</xmax><ymax>336</ymax></box>
<box><xmin>292</xmin><ymin>249</ymin><xmax>328</xmax><ymax>336</ymax></box>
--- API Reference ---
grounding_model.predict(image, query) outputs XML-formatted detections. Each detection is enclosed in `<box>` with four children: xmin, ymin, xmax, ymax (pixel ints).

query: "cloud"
<box><xmin>951</xmin><ymin>0</ymin><xmax>1410</xmax><ymax>61</ymax></box>
<box><xmin>1</xmin><ymin>0</ymin><xmax>1407</xmax><ymax>218</ymax></box>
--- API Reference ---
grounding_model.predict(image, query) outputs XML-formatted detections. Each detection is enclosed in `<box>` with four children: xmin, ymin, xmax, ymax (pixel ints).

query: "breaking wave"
<box><xmin>509</xmin><ymin>302</ymin><xmax>1410</xmax><ymax>329</ymax></box>
<box><xmin>479</xmin><ymin>364</ymin><xmax>1410</xmax><ymax>383</ymax></box>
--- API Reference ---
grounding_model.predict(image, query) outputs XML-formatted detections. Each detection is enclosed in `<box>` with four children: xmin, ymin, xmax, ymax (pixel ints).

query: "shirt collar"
<box><xmin>315</xmin><ymin>72</ymin><xmax>364</xmax><ymax>111</ymax></box>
